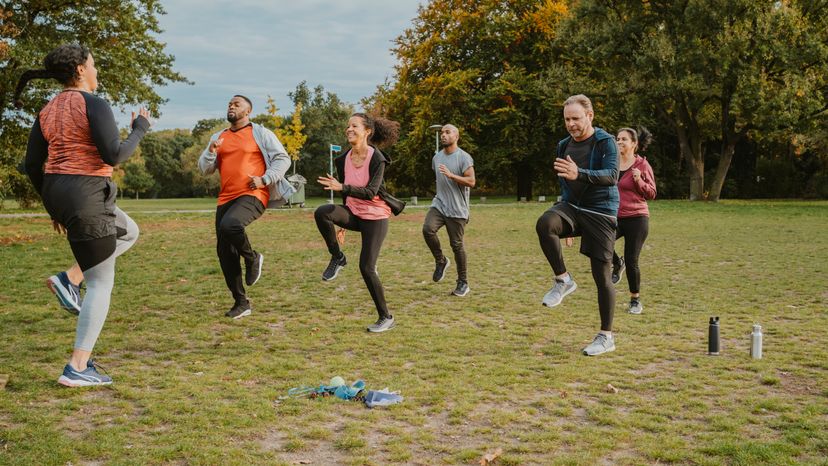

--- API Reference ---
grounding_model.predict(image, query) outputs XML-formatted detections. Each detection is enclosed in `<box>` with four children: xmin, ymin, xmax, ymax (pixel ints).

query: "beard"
<box><xmin>227</xmin><ymin>112</ymin><xmax>239</xmax><ymax>123</ymax></box>
<box><xmin>440</xmin><ymin>139</ymin><xmax>452</xmax><ymax>148</ymax></box>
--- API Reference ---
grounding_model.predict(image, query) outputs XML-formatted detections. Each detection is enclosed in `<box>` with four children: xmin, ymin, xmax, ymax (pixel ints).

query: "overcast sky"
<box><xmin>147</xmin><ymin>0</ymin><xmax>424</xmax><ymax>130</ymax></box>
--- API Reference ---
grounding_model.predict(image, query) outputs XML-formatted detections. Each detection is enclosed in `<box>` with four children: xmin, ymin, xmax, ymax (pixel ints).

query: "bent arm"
<box><xmin>342</xmin><ymin>161</ymin><xmax>385</xmax><ymax>199</ymax></box>
<box><xmin>450</xmin><ymin>166</ymin><xmax>475</xmax><ymax>188</ymax></box>
<box><xmin>86</xmin><ymin>95</ymin><xmax>150</xmax><ymax>166</ymax></box>
<box><xmin>636</xmin><ymin>160</ymin><xmax>657</xmax><ymax>200</ymax></box>
<box><xmin>261</xmin><ymin>131</ymin><xmax>291</xmax><ymax>185</ymax></box>
<box><xmin>24</xmin><ymin>117</ymin><xmax>49</xmax><ymax>194</ymax></box>
<box><xmin>576</xmin><ymin>139</ymin><xmax>618</xmax><ymax>186</ymax></box>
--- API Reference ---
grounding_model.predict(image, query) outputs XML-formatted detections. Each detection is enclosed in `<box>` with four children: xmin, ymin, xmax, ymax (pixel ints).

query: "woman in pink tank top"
<box><xmin>315</xmin><ymin>113</ymin><xmax>401</xmax><ymax>333</ymax></box>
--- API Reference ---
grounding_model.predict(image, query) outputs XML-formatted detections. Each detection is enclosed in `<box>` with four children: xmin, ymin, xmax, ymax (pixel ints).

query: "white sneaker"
<box><xmin>542</xmin><ymin>278</ymin><xmax>577</xmax><ymax>307</ymax></box>
<box><xmin>582</xmin><ymin>333</ymin><xmax>616</xmax><ymax>356</ymax></box>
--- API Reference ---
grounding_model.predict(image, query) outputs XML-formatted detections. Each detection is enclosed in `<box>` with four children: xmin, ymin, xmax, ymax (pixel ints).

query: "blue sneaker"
<box><xmin>58</xmin><ymin>363</ymin><xmax>112</xmax><ymax>387</ymax></box>
<box><xmin>47</xmin><ymin>272</ymin><xmax>82</xmax><ymax>315</ymax></box>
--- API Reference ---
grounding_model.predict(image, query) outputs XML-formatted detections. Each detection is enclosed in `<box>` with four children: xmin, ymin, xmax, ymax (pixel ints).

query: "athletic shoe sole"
<box><xmin>322</xmin><ymin>265</ymin><xmax>344</xmax><ymax>281</ymax></box>
<box><xmin>46</xmin><ymin>276</ymin><xmax>81</xmax><ymax>315</ymax></box>
<box><xmin>542</xmin><ymin>282</ymin><xmax>578</xmax><ymax>307</ymax></box>
<box><xmin>229</xmin><ymin>309</ymin><xmax>252</xmax><ymax>320</ymax></box>
<box><xmin>58</xmin><ymin>375</ymin><xmax>112</xmax><ymax>387</ymax></box>
<box><xmin>582</xmin><ymin>345</ymin><xmax>616</xmax><ymax>356</ymax></box>
<box><xmin>248</xmin><ymin>253</ymin><xmax>264</xmax><ymax>286</ymax></box>
<box><xmin>367</xmin><ymin>322</ymin><xmax>396</xmax><ymax>333</ymax></box>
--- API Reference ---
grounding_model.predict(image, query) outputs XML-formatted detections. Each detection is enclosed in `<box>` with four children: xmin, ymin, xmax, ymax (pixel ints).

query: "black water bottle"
<box><xmin>708</xmin><ymin>316</ymin><xmax>720</xmax><ymax>355</ymax></box>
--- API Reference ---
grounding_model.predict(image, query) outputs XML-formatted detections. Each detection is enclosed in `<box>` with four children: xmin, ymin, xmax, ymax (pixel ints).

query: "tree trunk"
<box><xmin>708</xmin><ymin>141</ymin><xmax>737</xmax><ymax>202</ymax></box>
<box><xmin>516</xmin><ymin>160</ymin><xmax>533</xmax><ymax>201</ymax></box>
<box><xmin>675</xmin><ymin>119</ymin><xmax>705</xmax><ymax>200</ymax></box>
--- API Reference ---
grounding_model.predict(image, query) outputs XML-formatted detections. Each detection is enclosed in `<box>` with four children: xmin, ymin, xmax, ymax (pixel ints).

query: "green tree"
<box><xmin>181</xmin><ymin>120</ymin><xmax>224</xmax><ymax>197</ymax></box>
<box><xmin>555</xmin><ymin>0</ymin><xmax>828</xmax><ymax>201</ymax></box>
<box><xmin>122</xmin><ymin>157</ymin><xmax>155</xmax><ymax>199</ymax></box>
<box><xmin>139</xmin><ymin>130</ymin><xmax>194</xmax><ymax>197</ymax></box>
<box><xmin>288</xmin><ymin>82</ymin><xmax>352</xmax><ymax>193</ymax></box>
<box><xmin>369</xmin><ymin>0</ymin><xmax>569</xmax><ymax>198</ymax></box>
<box><xmin>0</xmin><ymin>0</ymin><xmax>188</xmax><ymax>206</ymax></box>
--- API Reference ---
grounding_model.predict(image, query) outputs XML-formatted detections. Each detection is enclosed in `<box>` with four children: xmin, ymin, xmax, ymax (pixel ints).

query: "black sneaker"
<box><xmin>225</xmin><ymin>302</ymin><xmax>252</xmax><ymax>319</ymax></box>
<box><xmin>611</xmin><ymin>256</ymin><xmax>625</xmax><ymax>285</ymax></box>
<box><xmin>245</xmin><ymin>252</ymin><xmax>264</xmax><ymax>286</ymax></box>
<box><xmin>451</xmin><ymin>280</ymin><xmax>470</xmax><ymax>297</ymax></box>
<box><xmin>432</xmin><ymin>257</ymin><xmax>450</xmax><ymax>282</ymax></box>
<box><xmin>322</xmin><ymin>252</ymin><xmax>347</xmax><ymax>281</ymax></box>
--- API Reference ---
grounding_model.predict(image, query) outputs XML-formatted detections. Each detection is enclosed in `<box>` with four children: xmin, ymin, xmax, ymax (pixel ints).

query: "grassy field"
<box><xmin>1</xmin><ymin>199</ymin><xmax>826</xmax><ymax>465</ymax></box>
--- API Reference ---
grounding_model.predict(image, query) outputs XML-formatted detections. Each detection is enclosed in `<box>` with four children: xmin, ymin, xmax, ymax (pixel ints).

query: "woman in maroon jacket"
<box><xmin>612</xmin><ymin>127</ymin><xmax>656</xmax><ymax>315</ymax></box>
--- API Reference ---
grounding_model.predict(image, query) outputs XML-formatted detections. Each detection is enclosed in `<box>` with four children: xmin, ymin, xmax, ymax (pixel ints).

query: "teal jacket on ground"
<box><xmin>556</xmin><ymin>127</ymin><xmax>619</xmax><ymax>217</ymax></box>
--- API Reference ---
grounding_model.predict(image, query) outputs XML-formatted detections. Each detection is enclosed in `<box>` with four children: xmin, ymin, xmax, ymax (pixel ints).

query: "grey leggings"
<box><xmin>71</xmin><ymin>208</ymin><xmax>139</xmax><ymax>351</ymax></box>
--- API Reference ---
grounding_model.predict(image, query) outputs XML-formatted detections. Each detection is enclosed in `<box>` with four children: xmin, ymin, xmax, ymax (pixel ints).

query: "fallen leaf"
<box><xmin>0</xmin><ymin>374</ymin><xmax>8</xmax><ymax>389</ymax></box>
<box><xmin>559</xmin><ymin>390</ymin><xmax>568</xmax><ymax>399</ymax></box>
<box><xmin>606</xmin><ymin>384</ymin><xmax>619</xmax><ymax>394</ymax></box>
<box><xmin>479</xmin><ymin>447</ymin><xmax>503</xmax><ymax>465</ymax></box>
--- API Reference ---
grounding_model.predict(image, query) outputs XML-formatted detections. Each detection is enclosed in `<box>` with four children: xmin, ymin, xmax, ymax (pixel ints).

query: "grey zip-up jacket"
<box><xmin>198</xmin><ymin>123</ymin><xmax>296</xmax><ymax>206</ymax></box>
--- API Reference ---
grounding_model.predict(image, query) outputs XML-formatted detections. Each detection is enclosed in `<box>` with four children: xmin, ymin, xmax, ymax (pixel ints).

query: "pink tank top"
<box><xmin>344</xmin><ymin>148</ymin><xmax>391</xmax><ymax>220</ymax></box>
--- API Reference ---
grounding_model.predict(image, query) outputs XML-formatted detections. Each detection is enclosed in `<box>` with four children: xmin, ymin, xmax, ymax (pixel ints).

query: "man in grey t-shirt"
<box><xmin>422</xmin><ymin>124</ymin><xmax>475</xmax><ymax>296</ymax></box>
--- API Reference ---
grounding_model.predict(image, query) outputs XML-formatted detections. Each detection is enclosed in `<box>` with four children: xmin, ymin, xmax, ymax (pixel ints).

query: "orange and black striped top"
<box><xmin>40</xmin><ymin>91</ymin><xmax>112</xmax><ymax>177</ymax></box>
<box><xmin>24</xmin><ymin>90</ymin><xmax>150</xmax><ymax>193</ymax></box>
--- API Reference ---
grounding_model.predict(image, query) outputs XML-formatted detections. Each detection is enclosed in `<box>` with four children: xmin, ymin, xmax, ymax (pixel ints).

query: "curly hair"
<box><xmin>352</xmin><ymin>112</ymin><xmax>400</xmax><ymax>148</ymax></box>
<box><xmin>13</xmin><ymin>44</ymin><xmax>91</xmax><ymax>108</ymax></box>
<box><xmin>618</xmin><ymin>126</ymin><xmax>653</xmax><ymax>153</ymax></box>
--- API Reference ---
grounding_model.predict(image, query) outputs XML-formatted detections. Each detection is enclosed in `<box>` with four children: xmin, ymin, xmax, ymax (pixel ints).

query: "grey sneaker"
<box><xmin>628</xmin><ymin>299</ymin><xmax>643</xmax><ymax>315</ymax></box>
<box><xmin>451</xmin><ymin>280</ymin><xmax>470</xmax><ymax>297</ymax></box>
<box><xmin>433</xmin><ymin>257</ymin><xmax>450</xmax><ymax>282</ymax></box>
<box><xmin>367</xmin><ymin>316</ymin><xmax>395</xmax><ymax>333</ymax></box>
<box><xmin>582</xmin><ymin>333</ymin><xmax>616</xmax><ymax>356</ymax></box>
<box><xmin>611</xmin><ymin>256</ymin><xmax>625</xmax><ymax>285</ymax></box>
<box><xmin>542</xmin><ymin>277</ymin><xmax>577</xmax><ymax>307</ymax></box>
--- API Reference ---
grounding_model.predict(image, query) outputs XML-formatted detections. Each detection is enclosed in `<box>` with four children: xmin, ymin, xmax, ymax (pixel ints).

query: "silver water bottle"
<box><xmin>750</xmin><ymin>324</ymin><xmax>763</xmax><ymax>359</ymax></box>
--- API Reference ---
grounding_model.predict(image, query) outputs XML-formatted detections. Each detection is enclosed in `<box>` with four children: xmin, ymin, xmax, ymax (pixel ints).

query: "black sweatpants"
<box><xmin>536</xmin><ymin>206</ymin><xmax>616</xmax><ymax>331</ymax></box>
<box><xmin>215</xmin><ymin>195</ymin><xmax>265</xmax><ymax>305</ymax></box>
<box><xmin>422</xmin><ymin>207</ymin><xmax>468</xmax><ymax>282</ymax></box>
<box><xmin>314</xmin><ymin>204</ymin><xmax>390</xmax><ymax>319</ymax></box>
<box><xmin>613</xmin><ymin>216</ymin><xmax>649</xmax><ymax>294</ymax></box>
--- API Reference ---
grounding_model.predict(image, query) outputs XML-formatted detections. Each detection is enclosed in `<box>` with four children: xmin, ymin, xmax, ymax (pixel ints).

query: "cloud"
<box><xmin>150</xmin><ymin>0</ymin><xmax>423</xmax><ymax>130</ymax></box>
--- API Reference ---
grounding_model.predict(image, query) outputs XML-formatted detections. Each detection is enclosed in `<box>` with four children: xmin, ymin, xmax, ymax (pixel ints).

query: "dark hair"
<box><xmin>618</xmin><ymin>126</ymin><xmax>653</xmax><ymax>153</ymax></box>
<box><xmin>233</xmin><ymin>94</ymin><xmax>253</xmax><ymax>110</ymax></box>
<box><xmin>13</xmin><ymin>44</ymin><xmax>91</xmax><ymax>108</ymax></box>
<box><xmin>351</xmin><ymin>112</ymin><xmax>400</xmax><ymax>148</ymax></box>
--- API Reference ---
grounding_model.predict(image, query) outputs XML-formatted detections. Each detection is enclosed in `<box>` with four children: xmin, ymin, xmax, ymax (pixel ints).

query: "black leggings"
<box><xmin>613</xmin><ymin>216</ymin><xmax>649</xmax><ymax>294</ymax></box>
<box><xmin>314</xmin><ymin>204</ymin><xmax>390</xmax><ymax>319</ymax></box>
<box><xmin>536</xmin><ymin>210</ymin><xmax>616</xmax><ymax>331</ymax></box>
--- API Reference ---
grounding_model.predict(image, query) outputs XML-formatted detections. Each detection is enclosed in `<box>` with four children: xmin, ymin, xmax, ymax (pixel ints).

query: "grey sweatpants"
<box><xmin>74</xmin><ymin>208</ymin><xmax>139</xmax><ymax>351</ymax></box>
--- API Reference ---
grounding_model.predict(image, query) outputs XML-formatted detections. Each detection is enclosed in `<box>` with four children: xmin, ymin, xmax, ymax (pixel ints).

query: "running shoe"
<box><xmin>432</xmin><ymin>257</ymin><xmax>450</xmax><ymax>282</ymax></box>
<box><xmin>628</xmin><ymin>299</ymin><xmax>643</xmax><ymax>315</ymax></box>
<box><xmin>582</xmin><ymin>333</ymin><xmax>616</xmax><ymax>356</ymax></box>
<box><xmin>226</xmin><ymin>302</ymin><xmax>252</xmax><ymax>319</ymax></box>
<box><xmin>46</xmin><ymin>272</ymin><xmax>82</xmax><ymax>315</ymax></box>
<box><xmin>451</xmin><ymin>280</ymin><xmax>470</xmax><ymax>297</ymax></box>
<box><xmin>322</xmin><ymin>252</ymin><xmax>347</xmax><ymax>281</ymax></box>
<box><xmin>541</xmin><ymin>277</ymin><xmax>577</xmax><ymax>307</ymax></box>
<box><xmin>245</xmin><ymin>252</ymin><xmax>264</xmax><ymax>286</ymax></box>
<box><xmin>611</xmin><ymin>256</ymin><xmax>625</xmax><ymax>285</ymax></box>
<box><xmin>58</xmin><ymin>362</ymin><xmax>112</xmax><ymax>387</ymax></box>
<box><xmin>367</xmin><ymin>316</ymin><xmax>395</xmax><ymax>333</ymax></box>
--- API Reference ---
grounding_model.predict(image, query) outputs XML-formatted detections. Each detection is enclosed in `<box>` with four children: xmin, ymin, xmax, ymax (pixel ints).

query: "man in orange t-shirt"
<box><xmin>198</xmin><ymin>95</ymin><xmax>291</xmax><ymax>319</ymax></box>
